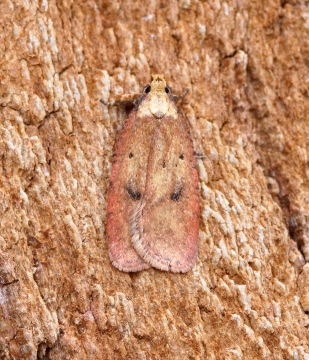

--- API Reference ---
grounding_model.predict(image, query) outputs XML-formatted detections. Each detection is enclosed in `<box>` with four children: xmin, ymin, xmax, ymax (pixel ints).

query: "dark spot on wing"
<box><xmin>129</xmin><ymin>152</ymin><xmax>134</xmax><ymax>158</ymax></box>
<box><xmin>171</xmin><ymin>187</ymin><xmax>182</xmax><ymax>201</ymax></box>
<box><xmin>126</xmin><ymin>186</ymin><xmax>141</xmax><ymax>200</ymax></box>
<box><xmin>179</xmin><ymin>154</ymin><xmax>184</xmax><ymax>160</ymax></box>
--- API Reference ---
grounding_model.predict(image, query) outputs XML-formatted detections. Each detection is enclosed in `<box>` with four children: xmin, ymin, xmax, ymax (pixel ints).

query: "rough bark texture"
<box><xmin>0</xmin><ymin>0</ymin><xmax>309</xmax><ymax>359</ymax></box>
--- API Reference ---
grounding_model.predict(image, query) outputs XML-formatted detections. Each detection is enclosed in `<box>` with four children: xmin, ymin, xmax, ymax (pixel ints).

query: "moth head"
<box><xmin>150</xmin><ymin>74</ymin><xmax>166</xmax><ymax>94</ymax></box>
<box><xmin>143</xmin><ymin>74</ymin><xmax>172</xmax><ymax>95</ymax></box>
<box><xmin>144</xmin><ymin>74</ymin><xmax>172</xmax><ymax>119</ymax></box>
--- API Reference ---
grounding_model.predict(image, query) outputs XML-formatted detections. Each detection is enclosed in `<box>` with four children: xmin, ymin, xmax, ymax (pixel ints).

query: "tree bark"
<box><xmin>0</xmin><ymin>0</ymin><xmax>308</xmax><ymax>359</ymax></box>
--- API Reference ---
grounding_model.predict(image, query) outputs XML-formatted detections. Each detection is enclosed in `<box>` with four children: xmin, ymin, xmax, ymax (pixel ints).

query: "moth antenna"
<box><xmin>172</xmin><ymin>88</ymin><xmax>189</xmax><ymax>102</ymax></box>
<box><xmin>100</xmin><ymin>93</ymin><xmax>142</xmax><ymax>107</ymax></box>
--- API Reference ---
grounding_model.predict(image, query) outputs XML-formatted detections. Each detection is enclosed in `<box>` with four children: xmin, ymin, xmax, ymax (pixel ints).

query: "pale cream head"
<box><xmin>149</xmin><ymin>74</ymin><xmax>170</xmax><ymax>119</ymax></box>
<box><xmin>136</xmin><ymin>74</ymin><xmax>178</xmax><ymax>120</ymax></box>
<box><xmin>150</xmin><ymin>74</ymin><xmax>167</xmax><ymax>93</ymax></box>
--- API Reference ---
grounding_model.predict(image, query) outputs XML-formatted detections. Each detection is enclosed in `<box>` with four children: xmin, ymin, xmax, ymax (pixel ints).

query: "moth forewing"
<box><xmin>106</xmin><ymin>74</ymin><xmax>200</xmax><ymax>272</ymax></box>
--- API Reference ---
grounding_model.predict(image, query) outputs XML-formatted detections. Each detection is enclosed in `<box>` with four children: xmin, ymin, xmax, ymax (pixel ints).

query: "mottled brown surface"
<box><xmin>0</xmin><ymin>0</ymin><xmax>308</xmax><ymax>359</ymax></box>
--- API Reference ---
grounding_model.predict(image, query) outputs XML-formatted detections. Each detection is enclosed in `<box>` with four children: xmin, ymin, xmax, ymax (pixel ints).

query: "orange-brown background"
<box><xmin>0</xmin><ymin>0</ymin><xmax>308</xmax><ymax>359</ymax></box>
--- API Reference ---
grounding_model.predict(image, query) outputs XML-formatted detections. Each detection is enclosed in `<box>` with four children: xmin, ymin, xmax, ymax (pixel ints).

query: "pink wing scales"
<box><xmin>107</xmin><ymin>109</ymin><xmax>151</xmax><ymax>272</ymax></box>
<box><xmin>131</xmin><ymin>112</ymin><xmax>200</xmax><ymax>273</ymax></box>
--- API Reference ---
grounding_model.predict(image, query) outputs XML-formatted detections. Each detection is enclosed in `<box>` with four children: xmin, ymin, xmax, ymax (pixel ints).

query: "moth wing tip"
<box><xmin>108</xmin><ymin>250</ymin><xmax>151</xmax><ymax>272</ymax></box>
<box><xmin>110</xmin><ymin>259</ymin><xmax>151</xmax><ymax>272</ymax></box>
<box><xmin>132</xmin><ymin>239</ymin><xmax>198</xmax><ymax>273</ymax></box>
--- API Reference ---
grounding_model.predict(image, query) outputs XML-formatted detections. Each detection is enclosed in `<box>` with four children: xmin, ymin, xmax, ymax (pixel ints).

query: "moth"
<box><xmin>106</xmin><ymin>74</ymin><xmax>200</xmax><ymax>273</ymax></box>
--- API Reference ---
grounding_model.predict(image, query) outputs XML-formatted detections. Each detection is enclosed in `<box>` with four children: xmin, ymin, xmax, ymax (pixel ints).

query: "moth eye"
<box><xmin>129</xmin><ymin>152</ymin><xmax>134</xmax><ymax>158</ymax></box>
<box><xmin>165</xmin><ymin>87</ymin><xmax>170</xmax><ymax>93</ymax></box>
<box><xmin>179</xmin><ymin>154</ymin><xmax>184</xmax><ymax>160</ymax></box>
<box><xmin>145</xmin><ymin>85</ymin><xmax>151</xmax><ymax>93</ymax></box>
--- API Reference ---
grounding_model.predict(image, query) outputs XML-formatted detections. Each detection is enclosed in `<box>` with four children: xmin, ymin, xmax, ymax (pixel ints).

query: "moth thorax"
<box><xmin>149</xmin><ymin>94</ymin><xmax>169</xmax><ymax>119</ymax></box>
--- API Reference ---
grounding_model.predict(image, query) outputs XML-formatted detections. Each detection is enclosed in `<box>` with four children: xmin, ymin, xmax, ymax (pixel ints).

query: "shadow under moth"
<box><xmin>105</xmin><ymin>74</ymin><xmax>200</xmax><ymax>273</ymax></box>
